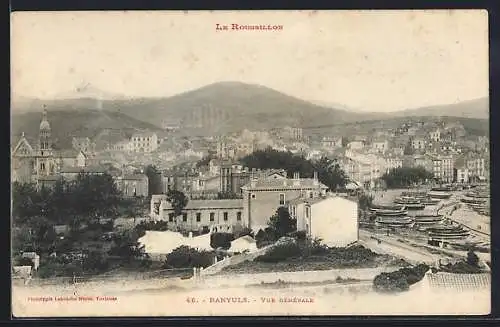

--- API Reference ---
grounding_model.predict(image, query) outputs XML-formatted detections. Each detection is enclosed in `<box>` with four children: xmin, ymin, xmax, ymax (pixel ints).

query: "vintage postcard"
<box><xmin>10</xmin><ymin>10</ymin><xmax>490</xmax><ymax>317</ymax></box>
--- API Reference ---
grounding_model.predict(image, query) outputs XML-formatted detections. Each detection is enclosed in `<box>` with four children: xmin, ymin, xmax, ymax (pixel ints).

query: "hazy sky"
<box><xmin>11</xmin><ymin>10</ymin><xmax>488</xmax><ymax>112</ymax></box>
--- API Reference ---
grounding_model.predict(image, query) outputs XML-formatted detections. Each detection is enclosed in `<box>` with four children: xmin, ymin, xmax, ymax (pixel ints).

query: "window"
<box><xmin>223</xmin><ymin>212</ymin><xmax>228</xmax><ymax>221</ymax></box>
<box><xmin>168</xmin><ymin>213</ymin><xmax>174</xmax><ymax>222</ymax></box>
<box><xmin>251</xmin><ymin>193</ymin><xmax>256</xmax><ymax>199</ymax></box>
<box><xmin>309</xmin><ymin>192</ymin><xmax>314</xmax><ymax>199</ymax></box>
<box><xmin>236</xmin><ymin>212</ymin><xmax>242</xmax><ymax>221</ymax></box>
<box><xmin>279</xmin><ymin>194</ymin><xmax>285</xmax><ymax>206</ymax></box>
<box><xmin>196</xmin><ymin>213</ymin><xmax>201</xmax><ymax>222</ymax></box>
<box><xmin>182</xmin><ymin>213</ymin><xmax>187</xmax><ymax>222</ymax></box>
<box><xmin>305</xmin><ymin>206</ymin><xmax>310</xmax><ymax>218</ymax></box>
<box><xmin>210</xmin><ymin>212</ymin><xmax>215</xmax><ymax>222</ymax></box>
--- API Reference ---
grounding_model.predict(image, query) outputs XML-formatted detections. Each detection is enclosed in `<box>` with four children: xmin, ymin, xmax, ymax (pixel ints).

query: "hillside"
<box><xmin>11</xmin><ymin>110</ymin><xmax>163</xmax><ymax>150</ymax></box>
<box><xmin>392</xmin><ymin>98</ymin><xmax>489</xmax><ymax>120</ymax></box>
<box><xmin>12</xmin><ymin>82</ymin><xmax>386</xmax><ymax>135</ymax></box>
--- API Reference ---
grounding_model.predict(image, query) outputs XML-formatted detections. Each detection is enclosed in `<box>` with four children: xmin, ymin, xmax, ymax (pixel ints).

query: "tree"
<box><xmin>166</xmin><ymin>189</ymin><xmax>189</xmax><ymax>217</ymax></box>
<box><xmin>358</xmin><ymin>193</ymin><xmax>374</xmax><ymax>210</ymax></box>
<box><xmin>381</xmin><ymin>167</ymin><xmax>433</xmax><ymax>188</ymax></box>
<box><xmin>165</xmin><ymin>246</ymin><xmax>214</xmax><ymax>269</ymax></box>
<box><xmin>210</xmin><ymin>233</ymin><xmax>234</xmax><ymax>250</ymax></box>
<box><xmin>467</xmin><ymin>250</ymin><xmax>480</xmax><ymax>267</ymax></box>
<box><xmin>314</xmin><ymin>157</ymin><xmax>348</xmax><ymax>191</ymax></box>
<box><xmin>144</xmin><ymin>165</ymin><xmax>163</xmax><ymax>195</ymax></box>
<box><xmin>268</xmin><ymin>207</ymin><xmax>296</xmax><ymax>238</ymax></box>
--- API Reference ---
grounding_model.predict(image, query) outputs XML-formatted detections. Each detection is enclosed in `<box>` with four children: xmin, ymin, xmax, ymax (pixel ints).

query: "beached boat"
<box><xmin>393</xmin><ymin>196</ymin><xmax>421</xmax><ymax>205</ymax></box>
<box><xmin>427</xmin><ymin>191</ymin><xmax>452</xmax><ymax>199</ymax></box>
<box><xmin>428</xmin><ymin>225</ymin><xmax>470</xmax><ymax>241</ymax></box>
<box><xmin>405</xmin><ymin>203</ymin><xmax>426</xmax><ymax>210</ymax></box>
<box><xmin>414</xmin><ymin>214</ymin><xmax>444</xmax><ymax>223</ymax></box>
<box><xmin>461</xmin><ymin>197</ymin><xmax>487</xmax><ymax>204</ymax></box>
<box><xmin>421</xmin><ymin>198</ymin><xmax>440</xmax><ymax>205</ymax></box>
<box><xmin>369</xmin><ymin>204</ymin><xmax>408</xmax><ymax>216</ymax></box>
<box><xmin>431</xmin><ymin>186</ymin><xmax>452</xmax><ymax>192</ymax></box>
<box><xmin>376</xmin><ymin>215</ymin><xmax>414</xmax><ymax>227</ymax></box>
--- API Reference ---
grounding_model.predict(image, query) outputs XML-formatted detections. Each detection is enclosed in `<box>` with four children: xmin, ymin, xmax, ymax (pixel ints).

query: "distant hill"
<box><xmin>11</xmin><ymin>110</ymin><xmax>163</xmax><ymax>150</ymax></box>
<box><xmin>12</xmin><ymin>82</ymin><xmax>386</xmax><ymax>135</ymax></box>
<box><xmin>11</xmin><ymin>82</ymin><xmax>488</xmax><ymax>139</ymax></box>
<box><xmin>389</xmin><ymin>98</ymin><xmax>489</xmax><ymax>120</ymax></box>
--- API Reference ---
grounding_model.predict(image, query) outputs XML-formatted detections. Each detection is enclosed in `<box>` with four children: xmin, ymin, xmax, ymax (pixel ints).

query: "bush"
<box><xmin>467</xmin><ymin>250</ymin><xmax>479</xmax><ymax>267</ymax></box>
<box><xmin>235</xmin><ymin>227</ymin><xmax>254</xmax><ymax>239</ymax></box>
<box><xmin>373</xmin><ymin>264</ymin><xmax>429</xmax><ymax>293</ymax></box>
<box><xmin>210</xmin><ymin>233</ymin><xmax>235</xmax><ymax>250</ymax></box>
<box><xmin>255</xmin><ymin>242</ymin><xmax>301</xmax><ymax>263</ymax></box>
<box><xmin>255</xmin><ymin>228</ymin><xmax>278</xmax><ymax>248</ymax></box>
<box><xmin>165</xmin><ymin>246</ymin><xmax>215</xmax><ymax>269</ymax></box>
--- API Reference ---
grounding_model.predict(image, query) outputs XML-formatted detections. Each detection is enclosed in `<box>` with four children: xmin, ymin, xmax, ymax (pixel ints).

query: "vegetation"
<box><xmin>222</xmin><ymin>243</ymin><xmax>406</xmax><ymax>274</ymax></box>
<box><xmin>373</xmin><ymin>264</ymin><xmax>430</xmax><ymax>293</ymax></box>
<box><xmin>164</xmin><ymin>246</ymin><xmax>215</xmax><ymax>269</ymax></box>
<box><xmin>165</xmin><ymin>189</ymin><xmax>189</xmax><ymax>217</ymax></box>
<box><xmin>381</xmin><ymin>167</ymin><xmax>434</xmax><ymax>188</ymax></box>
<box><xmin>240</xmin><ymin>148</ymin><xmax>348</xmax><ymax>190</ymax></box>
<box><xmin>358</xmin><ymin>193</ymin><xmax>374</xmax><ymax>210</ymax></box>
<box><xmin>11</xmin><ymin>175</ymin><xmax>152</xmax><ymax>278</ymax></box>
<box><xmin>144</xmin><ymin>165</ymin><xmax>163</xmax><ymax>195</ymax></box>
<box><xmin>210</xmin><ymin>233</ymin><xmax>235</xmax><ymax>250</ymax></box>
<box><xmin>217</xmin><ymin>191</ymin><xmax>241</xmax><ymax>199</ymax></box>
<box><xmin>268</xmin><ymin>207</ymin><xmax>296</xmax><ymax>239</ymax></box>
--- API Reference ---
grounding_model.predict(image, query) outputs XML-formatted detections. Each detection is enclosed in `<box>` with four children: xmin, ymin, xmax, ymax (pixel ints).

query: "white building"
<box><xmin>347</xmin><ymin>140</ymin><xmax>365</xmax><ymax>151</ymax></box>
<box><xmin>321</xmin><ymin>136</ymin><xmax>342</xmax><ymax>150</ymax></box>
<box><xmin>429</xmin><ymin>129</ymin><xmax>441</xmax><ymax>142</ymax></box>
<box><xmin>371</xmin><ymin>139</ymin><xmax>389</xmax><ymax>154</ymax></box>
<box><xmin>289</xmin><ymin>196</ymin><xmax>358</xmax><ymax>247</ymax></box>
<box><xmin>130</xmin><ymin>132</ymin><xmax>158</xmax><ymax>153</ymax></box>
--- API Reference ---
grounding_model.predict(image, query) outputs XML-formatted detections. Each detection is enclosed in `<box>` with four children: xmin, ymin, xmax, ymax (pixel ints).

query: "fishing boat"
<box><xmin>427</xmin><ymin>225</ymin><xmax>470</xmax><ymax>241</ymax></box>
<box><xmin>421</xmin><ymin>198</ymin><xmax>440</xmax><ymax>205</ymax></box>
<box><xmin>376</xmin><ymin>215</ymin><xmax>414</xmax><ymax>228</ymax></box>
<box><xmin>393</xmin><ymin>196</ymin><xmax>421</xmax><ymax>205</ymax></box>
<box><xmin>414</xmin><ymin>214</ymin><xmax>444</xmax><ymax>224</ymax></box>
<box><xmin>431</xmin><ymin>186</ymin><xmax>452</xmax><ymax>192</ymax></box>
<box><xmin>369</xmin><ymin>204</ymin><xmax>408</xmax><ymax>216</ymax></box>
<box><xmin>461</xmin><ymin>197</ymin><xmax>487</xmax><ymax>204</ymax></box>
<box><xmin>427</xmin><ymin>191</ymin><xmax>452</xmax><ymax>199</ymax></box>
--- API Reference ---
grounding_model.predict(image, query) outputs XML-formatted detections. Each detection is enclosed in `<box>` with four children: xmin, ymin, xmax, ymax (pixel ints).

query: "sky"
<box><xmin>11</xmin><ymin>10</ymin><xmax>488</xmax><ymax>112</ymax></box>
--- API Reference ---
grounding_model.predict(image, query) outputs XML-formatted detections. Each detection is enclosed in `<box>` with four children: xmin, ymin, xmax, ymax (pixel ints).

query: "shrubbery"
<box><xmin>373</xmin><ymin>264</ymin><xmax>429</xmax><ymax>293</ymax></box>
<box><xmin>210</xmin><ymin>233</ymin><xmax>235</xmax><ymax>250</ymax></box>
<box><xmin>165</xmin><ymin>246</ymin><xmax>215</xmax><ymax>269</ymax></box>
<box><xmin>255</xmin><ymin>241</ymin><xmax>302</xmax><ymax>263</ymax></box>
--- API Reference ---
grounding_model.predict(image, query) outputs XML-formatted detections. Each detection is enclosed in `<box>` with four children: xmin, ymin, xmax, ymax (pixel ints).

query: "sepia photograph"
<box><xmin>10</xmin><ymin>10</ymin><xmax>490</xmax><ymax>317</ymax></box>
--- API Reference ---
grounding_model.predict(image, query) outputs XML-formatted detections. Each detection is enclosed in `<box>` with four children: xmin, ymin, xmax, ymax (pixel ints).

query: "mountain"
<box><xmin>12</xmin><ymin>82</ymin><xmax>385</xmax><ymax>135</ymax></box>
<box><xmin>11</xmin><ymin>83</ymin><xmax>488</xmax><ymax>139</ymax></box>
<box><xmin>11</xmin><ymin>109</ymin><xmax>163</xmax><ymax>150</ymax></box>
<box><xmin>390</xmin><ymin>98</ymin><xmax>489</xmax><ymax>120</ymax></box>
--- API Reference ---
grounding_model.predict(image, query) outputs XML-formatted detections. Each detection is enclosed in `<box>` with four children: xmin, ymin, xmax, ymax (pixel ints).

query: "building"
<box><xmin>321</xmin><ymin>136</ymin><xmax>342</xmax><ymax>150</ymax></box>
<box><xmin>429</xmin><ymin>129</ymin><xmax>441</xmax><ymax>142</ymax></box>
<box><xmin>288</xmin><ymin>195</ymin><xmax>358</xmax><ymax>247</ymax></box>
<box><xmin>465</xmin><ymin>153</ymin><xmax>487</xmax><ymax>182</ymax></box>
<box><xmin>453</xmin><ymin>156</ymin><xmax>469</xmax><ymax>183</ymax></box>
<box><xmin>371</xmin><ymin>139</ymin><xmax>389</xmax><ymax>154</ymax></box>
<box><xmin>116</xmin><ymin>174</ymin><xmax>149</xmax><ymax>197</ymax></box>
<box><xmin>429</xmin><ymin>154</ymin><xmax>454</xmax><ymax>183</ymax></box>
<box><xmin>412</xmin><ymin>136</ymin><xmax>426</xmax><ymax>151</ymax></box>
<box><xmin>11</xmin><ymin>110</ymin><xmax>90</xmax><ymax>184</ymax></box>
<box><xmin>240</xmin><ymin>172</ymin><xmax>328</xmax><ymax>230</ymax></box>
<box><xmin>130</xmin><ymin>132</ymin><xmax>158</xmax><ymax>153</ymax></box>
<box><xmin>150</xmin><ymin>197</ymin><xmax>244</xmax><ymax>233</ymax></box>
<box><xmin>72</xmin><ymin>137</ymin><xmax>95</xmax><ymax>154</ymax></box>
<box><xmin>347</xmin><ymin>140</ymin><xmax>365</xmax><ymax>151</ymax></box>
<box><xmin>384</xmin><ymin>156</ymin><xmax>403</xmax><ymax>174</ymax></box>
<box><xmin>59</xmin><ymin>165</ymin><xmax>107</xmax><ymax>181</ymax></box>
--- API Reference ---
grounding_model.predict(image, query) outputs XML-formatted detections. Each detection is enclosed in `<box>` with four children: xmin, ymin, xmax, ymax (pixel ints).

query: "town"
<box><xmin>11</xmin><ymin>106</ymin><xmax>491</xmax><ymax>298</ymax></box>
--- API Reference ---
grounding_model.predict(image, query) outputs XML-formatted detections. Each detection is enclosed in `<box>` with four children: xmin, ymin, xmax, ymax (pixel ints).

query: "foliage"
<box><xmin>358</xmin><ymin>193</ymin><xmax>374</xmax><ymax>210</ymax></box>
<box><xmin>217</xmin><ymin>191</ymin><xmax>241</xmax><ymax>199</ymax></box>
<box><xmin>255</xmin><ymin>228</ymin><xmax>278</xmax><ymax>249</ymax></box>
<box><xmin>165</xmin><ymin>246</ymin><xmax>215</xmax><ymax>269</ymax></box>
<box><xmin>108</xmin><ymin>229</ymin><xmax>147</xmax><ymax>261</ymax></box>
<box><xmin>239</xmin><ymin>148</ymin><xmax>348</xmax><ymax>190</ymax></box>
<box><xmin>166</xmin><ymin>189</ymin><xmax>189</xmax><ymax>217</ymax></box>
<box><xmin>267</xmin><ymin>207</ymin><xmax>296</xmax><ymax>239</ymax></box>
<box><xmin>144</xmin><ymin>165</ymin><xmax>162</xmax><ymax>196</ymax></box>
<box><xmin>467</xmin><ymin>250</ymin><xmax>480</xmax><ymax>267</ymax></box>
<box><xmin>210</xmin><ymin>233</ymin><xmax>235</xmax><ymax>250</ymax></box>
<box><xmin>196</xmin><ymin>155</ymin><xmax>216</xmax><ymax>168</ymax></box>
<box><xmin>373</xmin><ymin>264</ymin><xmax>429</xmax><ymax>293</ymax></box>
<box><xmin>255</xmin><ymin>242</ymin><xmax>302</xmax><ymax>263</ymax></box>
<box><xmin>13</xmin><ymin>256</ymin><xmax>35</xmax><ymax>267</ymax></box>
<box><xmin>381</xmin><ymin>167</ymin><xmax>434</xmax><ymax>188</ymax></box>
